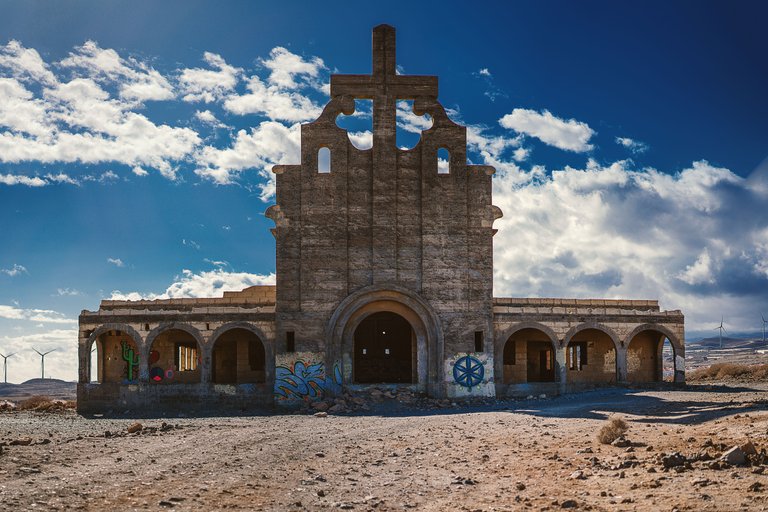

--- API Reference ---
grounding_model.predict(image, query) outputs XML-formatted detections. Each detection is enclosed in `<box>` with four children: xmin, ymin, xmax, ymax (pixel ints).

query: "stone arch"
<box><xmin>625</xmin><ymin>323</ymin><xmax>683</xmax><ymax>383</ymax></box>
<box><xmin>144</xmin><ymin>323</ymin><xmax>205</xmax><ymax>384</ymax></box>
<box><xmin>208</xmin><ymin>322</ymin><xmax>274</xmax><ymax>385</ymax></box>
<box><xmin>562</xmin><ymin>322</ymin><xmax>621</xmax><ymax>384</ymax></box>
<box><xmin>84</xmin><ymin>323</ymin><xmax>144</xmax><ymax>383</ymax></box>
<box><xmin>495</xmin><ymin>322</ymin><xmax>560</xmax><ymax>384</ymax></box>
<box><xmin>624</xmin><ymin>323</ymin><xmax>683</xmax><ymax>355</ymax></box>
<box><xmin>326</xmin><ymin>284</ymin><xmax>444</xmax><ymax>396</ymax></box>
<box><xmin>562</xmin><ymin>322</ymin><xmax>622</xmax><ymax>351</ymax></box>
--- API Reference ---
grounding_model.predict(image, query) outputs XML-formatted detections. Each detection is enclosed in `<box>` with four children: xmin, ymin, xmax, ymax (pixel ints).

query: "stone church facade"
<box><xmin>77</xmin><ymin>25</ymin><xmax>684</xmax><ymax>412</ymax></box>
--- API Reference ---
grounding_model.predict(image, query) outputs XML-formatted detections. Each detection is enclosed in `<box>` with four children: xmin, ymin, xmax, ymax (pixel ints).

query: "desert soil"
<box><xmin>1</xmin><ymin>384</ymin><xmax>768</xmax><ymax>511</ymax></box>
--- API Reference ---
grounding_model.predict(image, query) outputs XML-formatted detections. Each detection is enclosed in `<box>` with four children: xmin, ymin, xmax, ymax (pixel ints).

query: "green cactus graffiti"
<box><xmin>121</xmin><ymin>340</ymin><xmax>139</xmax><ymax>381</ymax></box>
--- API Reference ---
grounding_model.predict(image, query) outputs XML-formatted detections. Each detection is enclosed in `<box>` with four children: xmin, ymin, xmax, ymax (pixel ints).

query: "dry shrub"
<box><xmin>597</xmin><ymin>417</ymin><xmax>628</xmax><ymax>444</ymax></box>
<box><xmin>688</xmin><ymin>363</ymin><xmax>768</xmax><ymax>382</ymax></box>
<box><xmin>17</xmin><ymin>395</ymin><xmax>75</xmax><ymax>412</ymax></box>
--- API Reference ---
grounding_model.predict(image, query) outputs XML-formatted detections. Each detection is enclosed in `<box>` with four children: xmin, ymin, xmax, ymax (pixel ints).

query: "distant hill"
<box><xmin>0</xmin><ymin>378</ymin><xmax>76</xmax><ymax>401</ymax></box>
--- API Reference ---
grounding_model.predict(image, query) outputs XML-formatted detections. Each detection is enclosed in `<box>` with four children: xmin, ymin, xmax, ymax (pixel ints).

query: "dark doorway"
<box><xmin>212</xmin><ymin>328</ymin><xmax>265</xmax><ymax>384</ymax></box>
<box><xmin>354</xmin><ymin>311</ymin><xmax>414</xmax><ymax>383</ymax></box>
<box><xmin>527</xmin><ymin>341</ymin><xmax>555</xmax><ymax>382</ymax></box>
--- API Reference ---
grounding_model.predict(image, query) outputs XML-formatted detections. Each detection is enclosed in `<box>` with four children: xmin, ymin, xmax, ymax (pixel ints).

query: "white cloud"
<box><xmin>107</xmin><ymin>257</ymin><xmax>125</xmax><ymax>267</ymax></box>
<box><xmin>396</xmin><ymin>101</ymin><xmax>433</xmax><ymax>134</ymax></box>
<box><xmin>0</xmin><ymin>40</ymin><xmax>56</xmax><ymax>84</ymax></box>
<box><xmin>0</xmin><ymin>173</ymin><xmax>47</xmax><ymax>186</ymax></box>
<box><xmin>0</xmin><ymin>304</ymin><xmax>76</xmax><ymax>324</ymax></box>
<box><xmin>223</xmin><ymin>74</ymin><xmax>322</xmax><ymax>122</ymax></box>
<box><xmin>1</xmin><ymin>264</ymin><xmax>28</xmax><ymax>276</ymax></box>
<box><xmin>60</xmin><ymin>41</ymin><xmax>174</xmax><ymax>102</ymax></box>
<box><xmin>54</xmin><ymin>288</ymin><xmax>81</xmax><ymax>296</ymax></box>
<box><xmin>194</xmin><ymin>121</ymin><xmax>300</xmax><ymax>198</ymax></box>
<box><xmin>478</xmin><ymin>68</ymin><xmax>491</xmax><ymax>77</ymax></box>
<box><xmin>178</xmin><ymin>52</ymin><xmax>241</xmax><ymax>103</ymax></box>
<box><xmin>260</xmin><ymin>47</ymin><xmax>325</xmax><ymax>90</ymax></box>
<box><xmin>499</xmin><ymin>108</ymin><xmax>595</xmax><ymax>152</ymax></box>
<box><xmin>194</xmin><ymin>109</ymin><xmax>226</xmax><ymax>128</ymax></box>
<box><xmin>491</xmin><ymin>157</ymin><xmax>765</xmax><ymax>332</ymax></box>
<box><xmin>676</xmin><ymin>249</ymin><xmax>716</xmax><ymax>285</ymax></box>
<box><xmin>616</xmin><ymin>136</ymin><xmax>649</xmax><ymax>154</ymax></box>
<box><xmin>348</xmin><ymin>130</ymin><xmax>372</xmax><ymax>150</ymax></box>
<box><xmin>132</xmin><ymin>166</ymin><xmax>148</xmax><ymax>176</ymax></box>
<box><xmin>109</xmin><ymin>268</ymin><xmax>275</xmax><ymax>300</ymax></box>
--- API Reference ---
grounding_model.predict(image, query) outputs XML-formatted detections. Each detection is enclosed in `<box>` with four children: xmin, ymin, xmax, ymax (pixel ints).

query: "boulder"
<box><xmin>721</xmin><ymin>446</ymin><xmax>746</xmax><ymax>466</ymax></box>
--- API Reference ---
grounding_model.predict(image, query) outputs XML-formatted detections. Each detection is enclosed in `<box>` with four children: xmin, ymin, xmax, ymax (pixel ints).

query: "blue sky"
<box><xmin>1</xmin><ymin>1</ymin><xmax>767</xmax><ymax>382</ymax></box>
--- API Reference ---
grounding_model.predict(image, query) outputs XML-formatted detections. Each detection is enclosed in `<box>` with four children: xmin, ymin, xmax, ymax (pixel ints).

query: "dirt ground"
<box><xmin>1</xmin><ymin>384</ymin><xmax>767</xmax><ymax>511</ymax></box>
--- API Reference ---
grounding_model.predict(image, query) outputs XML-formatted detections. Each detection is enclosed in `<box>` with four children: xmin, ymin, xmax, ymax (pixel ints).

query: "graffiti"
<box><xmin>453</xmin><ymin>355</ymin><xmax>484</xmax><ymax>390</ymax></box>
<box><xmin>149</xmin><ymin>350</ymin><xmax>160</xmax><ymax>365</ymax></box>
<box><xmin>275</xmin><ymin>360</ymin><xmax>325</xmax><ymax>400</ymax></box>
<box><xmin>149</xmin><ymin>365</ymin><xmax>176</xmax><ymax>382</ymax></box>
<box><xmin>121</xmin><ymin>340</ymin><xmax>139</xmax><ymax>382</ymax></box>
<box><xmin>325</xmin><ymin>360</ymin><xmax>343</xmax><ymax>396</ymax></box>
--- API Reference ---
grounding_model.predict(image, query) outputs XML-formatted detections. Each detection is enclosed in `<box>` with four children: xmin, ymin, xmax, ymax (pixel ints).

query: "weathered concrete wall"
<box><xmin>269</xmin><ymin>25</ymin><xmax>499</xmax><ymax>397</ymax></box>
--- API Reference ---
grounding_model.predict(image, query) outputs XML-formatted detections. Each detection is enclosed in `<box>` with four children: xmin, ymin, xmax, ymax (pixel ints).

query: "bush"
<box><xmin>597</xmin><ymin>417</ymin><xmax>629</xmax><ymax>444</ymax></box>
<box><xmin>687</xmin><ymin>363</ymin><xmax>768</xmax><ymax>382</ymax></box>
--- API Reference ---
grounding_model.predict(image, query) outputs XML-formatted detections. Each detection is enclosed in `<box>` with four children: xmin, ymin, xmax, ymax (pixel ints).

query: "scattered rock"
<box><xmin>721</xmin><ymin>446</ymin><xmax>746</xmax><ymax>466</ymax></box>
<box><xmin>569</xmin><ymin>470</ymin><xmax>586</xmax><ymax>480</ymax></box>
<box><xmin>127</xmin><ymin>422</ymin><xmax>143</xmax><ymax>434</ymax></box>
<box><xmin>740</xmin><ymin>441</ymin><xmax>757</xmax><ymax>456</ymax></box>
<box><xmin>611</xmin><ymin>436</ymin><xmax>631</xmax><ymax>448</ymax></box>
<box><xmin>561</xmin><ymin>499</ymin><xmax>578</xmax><ymax>508</ymax></box>
<box><xmin>9</xmin><ymin>438</ymin><xmax>32</xmax><ymax>446</ymax></box>
<box><xmin>311</xmin><ymin>401</ymin><xmax>330</xmax><ymax>412</ymax></box>
<box><xmin>515</xmin><ymin>482</ymin><xmax>526</xmax><ymax>491</ymax></box>
<box><xmin>748</xmin><ymin>482</ymin><xmax>764</xmax><ymax>492</ymax></box>
<box><xmin>314</xmin><ymin>412</ymin><xmax>328</xmax><ymax>418</ymax></box>
<box><xmin>661</xmin><ymin>452</ymin><xmax>687</xmax><ymax>469</ymax></box>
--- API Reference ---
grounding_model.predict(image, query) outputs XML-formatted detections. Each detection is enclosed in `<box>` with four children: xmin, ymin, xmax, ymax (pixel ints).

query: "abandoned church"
<box><xmin>77</xmin><ymin>25</ymin><xmax>685</xmax><ymax>412</ymax></box>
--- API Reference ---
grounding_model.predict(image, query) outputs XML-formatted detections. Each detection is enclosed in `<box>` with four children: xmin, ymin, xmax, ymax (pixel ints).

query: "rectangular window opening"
<box><xmin>569</xmin><ymin>342</ymin><xmax>587</xmax><ymax>371</ymax></box>
<box><xmin>175</xmin><ymin>342</ymin><xmax>198</xmax><ymax>372</ymax></box>
<box><xmin>286</xmin><ymin>331</ymin><xmax>295</xmax><ymax>353</ymax></box>
<box><xmin>474</xmin><ymin>331</ymin><xmax>484</xmax><ymax>352</ymax></box>
<box><xmin>144</xmin><ymin>323</ymin><xmax>150</xmax><ymax>331</ymax></box>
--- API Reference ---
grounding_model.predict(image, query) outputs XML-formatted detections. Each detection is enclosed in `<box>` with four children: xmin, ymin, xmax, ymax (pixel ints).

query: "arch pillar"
<box><xmin>556</xmin><ymin>346</ymin><xmax>567</xmax><ymax>394</ymax></box>
<box><xmin>616</xmin><ymin>345</ymin><xmax>628</xmax><ymax>384</ymax></box>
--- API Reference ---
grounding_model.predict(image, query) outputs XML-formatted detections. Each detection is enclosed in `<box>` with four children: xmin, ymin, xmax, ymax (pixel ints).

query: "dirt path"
<box><xmin>1</xmin><ymin>384</ymin><xmax>767</xmax><ymax>511</ymax></box>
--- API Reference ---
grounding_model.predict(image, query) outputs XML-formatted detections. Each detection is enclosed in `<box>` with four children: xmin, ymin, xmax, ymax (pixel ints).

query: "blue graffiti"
<box><xmin>453</xmin><ymin>355</ymin><xmax>485</xmax><ymax>390</ymax></box>
<box><xmin>326</xmin><ymin>361</ymin><xmax>343</xmax><ymax>395</ymax></box>
<box><xmin>275</xmin><ymin>360</ymin><xmax>325</xmax><ymax>400</ymax></box>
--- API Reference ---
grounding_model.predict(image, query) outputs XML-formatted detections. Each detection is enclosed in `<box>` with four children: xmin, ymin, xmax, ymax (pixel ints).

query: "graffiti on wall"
<box><xmin>274</xmin><ymin>353</ymin><xmax>343</xmax><ymax>403</ymax></box>
<box><xmin>121</xmin><ymin>340</ymin><xmax>139</xmax><ymax>382</ymax></box>
<box><xmin>445</xmin><ymin>352</ymin><xmax>494</xmax><ymax>398</ymax></box>
<box><xmin>275</xmin><ymin>358</ymin><xmax>325</xmax><ymax>401</ymax></box>
<box><xmin>452</xmin><ymin>355</ymin><xmax>484</xmax><ymax>390</ymax></box>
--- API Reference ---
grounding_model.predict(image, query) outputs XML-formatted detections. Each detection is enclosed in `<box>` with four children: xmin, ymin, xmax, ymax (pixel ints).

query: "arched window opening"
<box><xmin>437</xmin><ymin>147</ymin><xmax>450</xmax><ymax>174</ymax></box>
<box><xmin>396</xmin><ymin>100</ymin><xmax>432</xmax><ymax>149</ymax></box>
<box><xmin>212</xmin><ymin>328</ymin><xmax>266</xmax><ymax>384</ymax></box>
<box><xmin>149</xmin><ymin>329</ymin><xmax>201</xmax><ymax>384</ymax></box>
<box><xmin>566</xmin><ymin>328</ymin><xmax>617</xmax><ymax>384</ymax></box>
<box><xmin>503</xmin><ymin>329</ymin><xmax>555</xmax><ymax>384</ymax></box>
<box><xmin>89</xmin><ymin>330</ymin><xmax>140</xmax><ymax>384</ymax></box>
<box><xmin>318</xmin><ymin>147</ymin><xmax>331</xmax><ymax>173</ymax></box>
<box><xmin>627</xmin><ymin>329</ymin><xmax>675</xmax><ymax>383</ymax></box>
<box><xmin>336</xmin><ymin>99</ymin><xmax>373</xmax><ymax>149</ymax></box>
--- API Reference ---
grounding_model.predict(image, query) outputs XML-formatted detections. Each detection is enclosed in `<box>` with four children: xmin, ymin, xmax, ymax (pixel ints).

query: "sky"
<box><xmin>1</xmin><ymin>0</ymin><xmax>767</xmax><ymax>382</ymax></box>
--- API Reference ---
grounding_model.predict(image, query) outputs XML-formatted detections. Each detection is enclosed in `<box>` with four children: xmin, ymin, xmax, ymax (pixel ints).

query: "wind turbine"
<box><xmin>0</xmin><ymin>352</ymin><xmax>16</xmax><ymax>384</ymax></box>
<box><xmin>762</xmin><ymin>314</ymin><xmax>767</xmax><ymax>344</ymax></box>
<box><xmin>32</xmin><ymin>348</ymin><xmax>56</xmax><ymax>379</ymax></box>
<box><xmin>715</xmin><ymin>317</ymin><xmax>727</xmax><ymax>349</ymax></box>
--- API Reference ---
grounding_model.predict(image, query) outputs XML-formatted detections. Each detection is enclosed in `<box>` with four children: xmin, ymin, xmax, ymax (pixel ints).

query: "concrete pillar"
<box><xmin>556</xmin><ymin>346</ymin><xmax>567</xmax><ymax>394</ymax></box>
<box><xmin>138</xmin><ymin>345</ymin><xmax>149</xmax><ymax>383</ymax></box>
<box><xmin>616</xmin><ymin>346</ymin><xmax>628</xmax><ymax>384</ymax></box>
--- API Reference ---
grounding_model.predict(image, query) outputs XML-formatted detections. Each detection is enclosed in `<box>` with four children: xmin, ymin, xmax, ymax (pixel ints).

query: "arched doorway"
<box><xmin>211</xmin><ymin>328</ymin><xmax>266</xmax><ymax>384</ymax></box>
<box><xmin>565</xmin><ymin>328</ymin><xmax>617</xmax><ymax>384</ymax></box>
<box><xmin>502</xmin><ymin>328</ymin><xmax>556</xmax><ymax>384</ymax></box>
<box><xmin>627</xmin><ymin>329</ymin><xmax>676</xmax><ymax>383</ymax></box>
<box><xmin>148</xmin><ymin>328</ymin><xmax>201</xmax><ymax>384</ymax></box>
<box><xmin>88</xmin><ymin>329</ymin><xmax>140</xmax><ymax>383</ymax></box>
<box><xmin>353</xmin><ymin>311</ymin><xmax>415</xmax><ymax>383</ymax></box>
